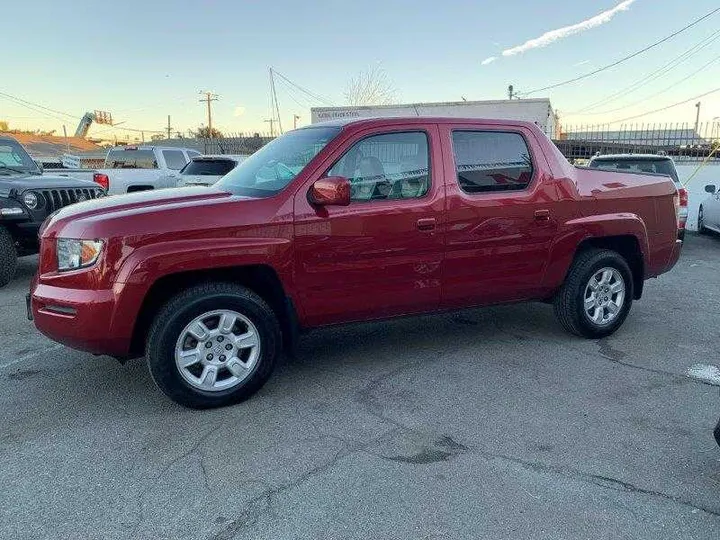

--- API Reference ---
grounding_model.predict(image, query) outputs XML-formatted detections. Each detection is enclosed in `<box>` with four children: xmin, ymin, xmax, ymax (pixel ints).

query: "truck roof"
<box><xmin>107</xmin><ymin>145</ymin><xmax>199</xmax><ymax>152</ymax></box>
<box><xmin>306</xmin><ymin>116</ymin><xmax>542</xmax><ymax>130</ymax></box>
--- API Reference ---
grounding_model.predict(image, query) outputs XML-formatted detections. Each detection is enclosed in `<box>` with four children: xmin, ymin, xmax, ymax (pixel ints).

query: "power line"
<box><xmin>271</xmin><ymin>69</ymin><xmax>334</xmax><ymax>107</ymax></box>
<box><xmin>570</xmin><ymin>28</ymin><xmax>720</xmax><ymax>114</ymax></box>
<box><xmin>606</xmin><ymin>86</ymin><xmax>720</xmax><ymax>124</ymax></box>
<box><xmin>577</xmin><ymin>54</ymin><xmax>720</xmax><ymax>117</ymax></box>
<box><xmin>0</xmin><ymin>94</ymin><xmax>72</xmax><ymax>124</ymax></box>
<box><xmin>0</xmin><ymin>90</ymin><xmax>76</xmax><ymax>119</ymax></box>
<box><xmin>522</xmin><ymin>6</ymin><xmax>720</xmax><ymax>96</ymax></box>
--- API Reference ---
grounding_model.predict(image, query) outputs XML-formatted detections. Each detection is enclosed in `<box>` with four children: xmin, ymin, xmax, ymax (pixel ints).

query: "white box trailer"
<box><xmin>311</xmin><ymin>98</ymin><xmax>558</xmax><ymax>138</ymax></box>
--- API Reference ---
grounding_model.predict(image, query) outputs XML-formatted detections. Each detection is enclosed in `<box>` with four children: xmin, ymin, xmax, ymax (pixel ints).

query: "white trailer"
<box><xmin>311</xmin><ymin>99</ymin><xmax>558</xmax><ymax>138</ymax></box>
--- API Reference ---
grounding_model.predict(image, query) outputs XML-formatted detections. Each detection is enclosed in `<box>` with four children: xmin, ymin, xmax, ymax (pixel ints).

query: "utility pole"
<box><xmin>264</xmin><ymin>118</ymin><xmax>275</xmax><ymax>137</ymax></box>
<box><xmin>141</xmin><ymin>131</ymin><xmax>145</xmax><ymax>143</ymax></box>
<box><xmin>508</xmin><ymin>85</ymin><xmax>515</xmax><ymax>100</ymax></box>
<box><xmin>269</xmin><ymin>68</ymin><xmax>283</xmax><ymax>134</ymax></box>
<box><xmin>694</xmin><ymin>101</ymin><xmax>701</xmax><ymax>133</ymax></box>
<box><xmin>199</xmin><ymin>91</ymin><xmax>219</xmax><ymax>137</ymax></box>
<box><xmin>166</xmin><ymin>115</ymin><xmax>173</xmax><ymax>139</ymax></box>
<box><xmin>293</xmin><ymin>114</ymin><xmax>300</xmax><ymax>129</ymax></box>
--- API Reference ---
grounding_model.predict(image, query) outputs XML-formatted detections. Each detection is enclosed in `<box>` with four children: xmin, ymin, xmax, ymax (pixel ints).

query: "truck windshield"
<box><xmin>589</xmin><ymin>158</ymin><xmax>679</xmax><ymax>184</ymax></box>
<box><xmin>0</xmin><ymin>140</ymin><xmax>40</xmax><ymax>175</ymax></box>
<box><xmin>216</xmin><ymin>127</ymin><xmax>341</xmax><ymax>197</ymax></box>
<box><xmin>105</xmin><ymin>149</ymin><xmax>157</xmax><ymax>169</ymax></box>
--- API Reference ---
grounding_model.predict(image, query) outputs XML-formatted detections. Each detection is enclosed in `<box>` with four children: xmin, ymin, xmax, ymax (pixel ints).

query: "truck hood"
<box><xmin>0</xmin><ymin>174</ymin><xmax>98</xmax><ymax>197</ymax></box>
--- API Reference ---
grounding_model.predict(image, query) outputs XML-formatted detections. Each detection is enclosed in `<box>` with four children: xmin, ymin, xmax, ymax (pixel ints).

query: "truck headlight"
<box><xmin>56</xmin><ymin>239</ymin><xmax>103</xmax><ymax>271</ymax></box>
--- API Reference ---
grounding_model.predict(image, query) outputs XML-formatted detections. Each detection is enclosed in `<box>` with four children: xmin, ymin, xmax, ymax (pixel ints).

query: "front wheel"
<box><xmin>554</xmin><ymin>249</ymin><xmax>634</xmax><ymax>338</ymax></box>
<box><xmin>0</xmin><ymin>226</ymin><xmax>18</xmax><ymax>288</ymax></box>
<box><xmin>146</xmin><ymin>283</ymin><xmax>281</xmax><ymax>409</ymax></box>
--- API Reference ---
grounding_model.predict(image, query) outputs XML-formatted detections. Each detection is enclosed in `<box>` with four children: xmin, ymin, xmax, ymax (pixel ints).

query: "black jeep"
<box><xmin>0</xmin><ymin>136</ymin><xmax>105</xmax><ymax>287</ymax></box>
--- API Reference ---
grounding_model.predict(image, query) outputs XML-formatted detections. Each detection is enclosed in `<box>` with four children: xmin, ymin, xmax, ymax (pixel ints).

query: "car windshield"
<box><xmin>182</xmin><ymin>159</ymin><xmax>237</xmax><ymax>176</ymax></box>
<box><xmin>0</xmin><ymin>140</ymin><xmax>40</xmax><ymax>175</ymax></box>
<box><xmin>216</xmin><ymin>127</ymin><xmax>341</xmax><ymax>197</ymax></box>
<box><xmin>589</xmin><ymin>158</ymin><xmax>679</xmax><ymax>184</ymax></box>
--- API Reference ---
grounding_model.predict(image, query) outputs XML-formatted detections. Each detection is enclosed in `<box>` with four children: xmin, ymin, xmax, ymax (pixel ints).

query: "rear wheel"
<box><xmin>0</xmin><ymin>226</ymin><xmax>18</xmax><ymax>288</ymax></box>
<box><xmin>146</xmin><ymin>282</ymin><xmax>281</xmax><ymax>409</ymax></box>
<box><xmin>698</xmin><ymin>206</ymin><xmax>707</xmax><ymax>234</ymax></box>
<box><xmin>554</xmin><ymin>249</ymin><xmax>634</xmax><ymax>338</ymax></box>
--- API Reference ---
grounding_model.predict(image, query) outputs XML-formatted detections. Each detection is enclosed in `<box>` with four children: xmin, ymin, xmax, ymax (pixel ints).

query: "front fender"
<box><xmin>542</xmin><ymin>213</ymin><xmax>649</xmax><ymax>291</ymax></box>
<box><xmin>107</xmin><ymin>238</ymin><xmax>294</xmax><ymax>346</ymax></box>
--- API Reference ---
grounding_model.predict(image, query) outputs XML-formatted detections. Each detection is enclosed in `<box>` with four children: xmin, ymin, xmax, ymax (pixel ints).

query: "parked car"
<box><xmin>92</xmin><ymin>146</ymin><xmax>201</xmax><ymax>195</ymax></box>
<box><xmin>588</xmin><ymin>153</ymin><xmax>687</xmax><ymax>238</ymax></box>
<box><xmin>175</xmin><ymin>155</ymin><xmax>249</xmax><ymax>187</ymax></box>
<box><xmin>0</xmin><ymin>136</ymin><xmax>105</xmax><ymax>287</ymax></box>
<box><xmin>29</xmin><ymin>118</ymin><xmax>683</xmax><ymax>408</ymax></box>
<box><xmin>698</xmin><ymin>184</ymin><xmax>720</xmax><ymax>234</ymax></box>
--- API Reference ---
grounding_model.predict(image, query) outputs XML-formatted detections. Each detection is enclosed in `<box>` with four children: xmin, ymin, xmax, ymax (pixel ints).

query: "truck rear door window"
<box><xmin>105</xmin><ymin>149</ymin><xmax>157</xmax><ymax>169</ymax></box>
<box><xmin>451</xmin><ymin>131</ymin><xmax>533</xmax><ymax>193</ymax></box>
<box><xmin>162</xmin><ymin>150</ymin><xmax>188</xmax><ymax>170</ymax></box>
<box><xmin>183</xmin><ymin>159</ymin><xmax>237</xmax><ymax>176</ymax></box>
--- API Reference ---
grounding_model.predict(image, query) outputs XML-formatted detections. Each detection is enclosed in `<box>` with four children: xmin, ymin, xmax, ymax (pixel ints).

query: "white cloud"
<box><xmin>481</xmin><ymin>56</ymin><xmax>497</xmax><ymax>66</ymax></box>
<box><xmin>490</xmin><ymin>0</ymin><xmax>635</xmax><ymax>63</ymax></box>
<box><xmin>234</xmin><ymin>106</ymin><xmax>246</xmax><ymax>117</ymax></box>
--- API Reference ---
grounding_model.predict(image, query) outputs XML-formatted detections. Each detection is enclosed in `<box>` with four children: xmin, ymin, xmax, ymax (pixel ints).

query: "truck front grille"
<box><xmin>39</xmin><ymin>188</ymin><xmax>101</xmax><ymax>214</ymax></box>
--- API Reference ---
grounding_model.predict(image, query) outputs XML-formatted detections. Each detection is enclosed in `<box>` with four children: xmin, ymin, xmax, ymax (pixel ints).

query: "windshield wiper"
<box><xmin>0</xmin><ymin>164</ymin><xmax>29</xmax><ymax>174</ymax></box>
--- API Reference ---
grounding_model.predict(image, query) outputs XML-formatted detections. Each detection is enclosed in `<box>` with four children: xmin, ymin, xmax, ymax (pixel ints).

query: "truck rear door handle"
<box><xmin>416</xmin><ymin>218</ymin><xmax>436</xmax><ymax>231</ymax></box>
<box><xmin>534</xmin><ymin>209</ymin><xmax>550</xmax><ymax>221</ymax></box>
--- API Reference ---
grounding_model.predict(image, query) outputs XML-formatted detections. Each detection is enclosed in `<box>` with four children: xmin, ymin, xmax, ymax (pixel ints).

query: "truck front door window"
<box><xmin>327</xmin><ymin>131</ymin><xmax>430</xmax><ymax>202</ymax></box>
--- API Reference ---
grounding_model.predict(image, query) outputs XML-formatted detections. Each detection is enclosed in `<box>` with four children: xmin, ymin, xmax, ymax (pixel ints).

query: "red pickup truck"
<box><xmin>29</xmin><ymin>118</ymin><xmax>682</xmax><ymax>408</ymax></box>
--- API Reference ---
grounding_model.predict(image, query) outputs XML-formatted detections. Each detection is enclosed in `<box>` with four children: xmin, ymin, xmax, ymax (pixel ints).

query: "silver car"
<box><xmin>176</xmin><ymin>155</ymin><xmax>248</xmax><ymax>187</ymax></box>
<box><xmin>698</xmin><ymin>184</ymin><xmax>720</xmax><ymax>234</ymax></box>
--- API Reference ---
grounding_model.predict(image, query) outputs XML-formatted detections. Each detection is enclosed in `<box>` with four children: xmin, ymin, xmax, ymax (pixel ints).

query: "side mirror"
<box><xmin>705</xmin><ymin>184</ymin><xmax>716</xmax><ymax>194</ymax></box>
<box><xmin>309</xmin><ymin>176</ymin><xmax>351</xmax><ymax>206</ymax></box>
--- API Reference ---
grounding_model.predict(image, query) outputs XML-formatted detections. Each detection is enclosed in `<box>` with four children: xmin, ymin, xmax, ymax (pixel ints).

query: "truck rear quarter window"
<box><xmin>451</xmin><ymin>131</ymin><xmax>533</xmax><ymax>193</ymax></box>
<box><xmin>106</xmin><ymin>149</ymin><xmax>157</xmax><ymax>169</ymax></box>
<box><xmin>327</xmin><ymin>131</ymin><xmax>430</xmax><ymax>202</ymax></box>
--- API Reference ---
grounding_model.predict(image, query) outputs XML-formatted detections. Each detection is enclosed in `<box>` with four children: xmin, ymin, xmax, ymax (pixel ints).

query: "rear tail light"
<box><xmin>93</xmin><ymin>173</ymin><xmax>109</xmax><ymax>191</ymax></box>
<box><xmin>677</xmin><ymin>187</ymin><xmax>688</xmax><ymax>230</ymax></box>
<box><xmin>678</xmin><ymin>187</ymin><xmax>689</xmax><ymax>208</ymax></box>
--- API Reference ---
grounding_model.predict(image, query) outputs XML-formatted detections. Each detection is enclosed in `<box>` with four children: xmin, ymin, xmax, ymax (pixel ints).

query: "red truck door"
<box><xmin>438</xmin><ymin>124</ymin><xmax>560</xmax><ymax>308</ymax></box>
<box><xmin>293</xmin><ymin>124</ymin><xmax>445</xmax><ymax>327</ymax></box>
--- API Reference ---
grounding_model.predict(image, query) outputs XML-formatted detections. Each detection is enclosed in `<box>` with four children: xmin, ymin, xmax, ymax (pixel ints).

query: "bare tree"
<box><xmin>344</xmin><ymin>66</ymin><xmax>397</xmax><ymax>106</ymax></box>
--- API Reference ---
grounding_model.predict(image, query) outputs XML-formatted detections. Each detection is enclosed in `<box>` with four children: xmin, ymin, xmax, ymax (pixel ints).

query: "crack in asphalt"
<box><xmin>128</xmin><ymin>421</ymin><xmax>227</xmax><ymax>536</ymax></box>
<box><xmin>463</xmin><ymin>446</ymin><xmax>720</xmax><ymax>518</ymax></box>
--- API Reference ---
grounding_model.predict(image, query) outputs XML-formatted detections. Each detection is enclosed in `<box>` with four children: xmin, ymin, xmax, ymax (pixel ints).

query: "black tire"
<box><xmin>0</xmin><ymin>226</ymin><xmax>18</xmax><ymax>288</ymax></box>
<box><xmin>698</xmin><ymin>206</ymin><xmax>707</xmax><ymax>235</ymax></box>
<box><xmin>553</xmin><ymin>248</ymin><xmax>634</xmax><ymax>339</ymax></box>
<box><xmin>146</xmin><ymin>282</ymin><xmax>281</xmax><ymax>409</ymax></box>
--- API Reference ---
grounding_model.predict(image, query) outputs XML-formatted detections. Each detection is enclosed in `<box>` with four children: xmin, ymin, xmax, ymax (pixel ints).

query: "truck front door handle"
<box><xmin>416</xmin><ymin>218</ymin><xmax>436</xmax><ymax>231</ymax></box>
<box><xmin>534</xmin><ymin>209</ymin><xmax>551</xmax><ymax>221</ymax></box>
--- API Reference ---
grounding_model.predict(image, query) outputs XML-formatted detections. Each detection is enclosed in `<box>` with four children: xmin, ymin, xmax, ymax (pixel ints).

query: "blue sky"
<box><xmin>2</xmin><ymin>0</ymin><xmax>719</xmax><ymax>140</ymax></box>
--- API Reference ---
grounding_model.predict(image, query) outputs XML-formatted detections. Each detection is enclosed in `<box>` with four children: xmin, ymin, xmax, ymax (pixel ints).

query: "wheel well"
<box><xmin>129</xmin><ymin>265</ymin><xmax>296</xmax><ymax>357</ymax></box>
<box><xmin>577</xmin><ymin>235</ymin><xmax>644</xmax><ymax>300</ymax></box>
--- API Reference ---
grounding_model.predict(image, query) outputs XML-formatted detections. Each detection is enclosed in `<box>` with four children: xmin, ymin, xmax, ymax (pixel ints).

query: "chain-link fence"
<box><xmin>151</xmin><ymin>132</ymin><xmax>276</xmax><ymax>156</ymax></box>
<box><xmin>554</xmin><ymin>122</ymin><xmax>720</xmax><ymax>163</ymax></box>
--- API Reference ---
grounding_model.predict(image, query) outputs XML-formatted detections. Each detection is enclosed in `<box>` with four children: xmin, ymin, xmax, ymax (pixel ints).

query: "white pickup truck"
<box><xmin>93</xmin><ymin>146</ymin><xmax>201</xmax><ymax>195</ymax></box>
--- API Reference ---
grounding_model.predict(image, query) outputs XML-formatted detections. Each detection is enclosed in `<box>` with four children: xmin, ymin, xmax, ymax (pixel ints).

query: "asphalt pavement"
<box><xmin>1</xmin><ymin>234</ymin><xmax>719</xmax><ymax>540</ymax></box>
